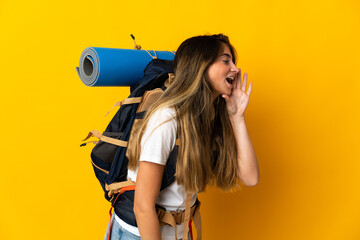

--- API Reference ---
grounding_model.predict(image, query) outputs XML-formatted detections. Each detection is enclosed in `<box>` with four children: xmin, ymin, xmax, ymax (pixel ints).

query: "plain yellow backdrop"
<box><xmin>1</xmin><ymin>0</ymin><xmax>359</xmax><ymax>239</ymax></box>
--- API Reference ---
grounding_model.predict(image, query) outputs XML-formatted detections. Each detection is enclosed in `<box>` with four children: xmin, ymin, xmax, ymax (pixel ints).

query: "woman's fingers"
<box><xmin>241</xmin><ymin>73</ymin><xmax>247</xmax><ymax>92</ymax></box>
<box><xmin>222</xmin><ymin>94</ymin><xmax>230</xmax><ymax>101</ymax></box>
<box><xmin>233</xmin><ymin>70</ymin><xmax>252</xmax><ymax>99</ymax></box>
<box><xmin>247</xmin><ymin>82</ymin><xmax>252</xmax><ymax>96</ymax></box>
<box><xmin>233</xmin><ymin>69</ymin><xmax>240</xmax><ymax>89</ymax></box>
<box><xmin>222</xmin><ymin>94</ymin><xmax>236</xmax><ymax>114</ymax></box>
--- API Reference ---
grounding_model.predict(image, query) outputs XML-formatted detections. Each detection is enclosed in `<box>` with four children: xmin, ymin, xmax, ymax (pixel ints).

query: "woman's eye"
<box><xmin>223</xmin><ymin>60</ymin><xmax>230</xmax><ymax>64</ymax></box>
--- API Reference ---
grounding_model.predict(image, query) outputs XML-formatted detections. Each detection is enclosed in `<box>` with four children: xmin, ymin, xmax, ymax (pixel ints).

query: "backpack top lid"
<box><xmin>130</xmin><ymin>59</ymin><xmax>174</xmax><ymax>93</ymax></box>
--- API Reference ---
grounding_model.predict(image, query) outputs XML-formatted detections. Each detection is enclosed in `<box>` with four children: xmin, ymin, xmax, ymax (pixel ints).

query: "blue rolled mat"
<box><xmin>76</xmin><ymin>47</ymin><xmax>175</xmax><ymax>87</ymax></box>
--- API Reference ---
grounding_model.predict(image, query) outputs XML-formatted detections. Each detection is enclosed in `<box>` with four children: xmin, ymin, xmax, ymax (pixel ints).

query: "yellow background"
<box><xmin>1</xmin><ymin>0</ymin><xmax>359</xmax><ymax>239</ymax></box>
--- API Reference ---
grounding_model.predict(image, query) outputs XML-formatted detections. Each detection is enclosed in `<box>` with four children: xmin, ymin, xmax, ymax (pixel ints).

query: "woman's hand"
<box><xmin>222</xmin><ymin>70</ymin><xmax>252</xmax><ymax>119</ymax></box>
<box><xmin>222</xmin><ymin>70</ymin><xmax>259</xmax><ymax>186</ymax></box>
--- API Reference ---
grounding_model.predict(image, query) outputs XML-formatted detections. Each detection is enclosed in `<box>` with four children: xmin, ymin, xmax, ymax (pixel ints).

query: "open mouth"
<box><xmin>226</xmin><ymin>76</ymin><xmax>234</xmax><ymax>85</ymax></box>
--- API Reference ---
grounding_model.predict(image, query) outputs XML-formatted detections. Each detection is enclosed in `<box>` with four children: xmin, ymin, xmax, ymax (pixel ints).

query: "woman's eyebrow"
<box><xmin>219</xmin><ymin>53</ymin><xmax>232</xmax><ymax>58</ymax></box>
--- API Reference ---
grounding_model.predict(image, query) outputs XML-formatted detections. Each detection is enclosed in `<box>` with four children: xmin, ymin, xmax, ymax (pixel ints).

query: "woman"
<box><xmin>105</xmin><ymin>34</ymin><xmax>259</xmax><ymax>240</ymax></box>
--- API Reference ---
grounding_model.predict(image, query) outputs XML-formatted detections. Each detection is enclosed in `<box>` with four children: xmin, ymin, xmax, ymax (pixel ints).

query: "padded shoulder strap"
<box><xmin>135</xmin><ymin>88</ymin><xmax>164</xmax><ymax>113</ymax></box>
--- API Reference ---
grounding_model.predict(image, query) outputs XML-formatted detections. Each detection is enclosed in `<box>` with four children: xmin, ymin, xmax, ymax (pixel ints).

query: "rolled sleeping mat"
<box><xmin>76</xmin><ymin>47</ymin><xmax>175</xmax><ymax>87</ymax></box>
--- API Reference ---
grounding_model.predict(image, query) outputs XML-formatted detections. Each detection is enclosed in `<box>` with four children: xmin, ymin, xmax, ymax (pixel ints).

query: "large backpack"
<box><xmin>81</xmin><ymin>58</ymin><xmax>202</xmax><ymax>240</ymax></box>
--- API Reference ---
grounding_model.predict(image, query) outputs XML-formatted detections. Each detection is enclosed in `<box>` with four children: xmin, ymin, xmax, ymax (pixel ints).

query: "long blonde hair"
<box><xmin>128</xmin><ymin>34</ymin><xmax>239</xmax><ymax>193</ymax></box>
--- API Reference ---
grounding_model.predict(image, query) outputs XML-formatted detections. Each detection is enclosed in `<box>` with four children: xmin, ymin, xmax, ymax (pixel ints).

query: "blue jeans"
<box><xmin>104</xmin><ymin>214</ymin><xmax>192</xmax><ymax>240</ymax></box>
<box><xmin>104</xmin><ymin>214</ymin><xmax>141</xmax><ymax>240</ymax></box>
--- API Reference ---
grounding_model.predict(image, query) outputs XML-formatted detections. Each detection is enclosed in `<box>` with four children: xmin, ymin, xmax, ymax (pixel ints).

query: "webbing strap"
<box><xmin>91</xmin><ymin>159</ymin><xmax>109</xmax><ymax>174</ymax></box>
<box><xmin>159</xmin><ymin>211</ymin><xmax>178</xmax><ymax>239</ymax></box>
<box><xmin>105</xmin><ymin>180</ymin><xmax>136</xmax><ymax>198</ymax></box>
<box><xmin>119</xmin><ymin>97</ymin><xmax>143</xmax><ymax>105</ymax></box>
<box><xmin>157</xmin><ymin>200</ymin><xmax>202</xmax><ymax>240</ymax></box>
<box><xmin>182</xmin><ymin>193</ymin><xmax>192</xmax><ymax>240</ymax></box>
<box><xmin>82</xmin><ymin>130</ymin><xmax>128</xmax><ymax>147</ymax></box>
<box><xmin>80</xmin><ymin>140</ymin><xmax>98</xmax><ymax>147</ymax></box>
<box><xmin>105</xmin><ymin>97</ymin><xmax>143</xmax><ymax>116</ymax></box>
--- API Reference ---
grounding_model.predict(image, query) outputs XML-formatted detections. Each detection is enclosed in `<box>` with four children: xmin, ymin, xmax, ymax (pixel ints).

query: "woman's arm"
<box><xmin>134</xmin><ymin>108</ymin><xmax>177</xmax><ymax>239</ymax></box>
<box><xmin>134</xmin><ymin>161</ymin><xmax>164</xmax><ymax>240</ymax></box>
<box><xmin>229</xmin><ymin>117</ymin><xmax>259</xmax><ymax>186</ymax></box>
<box><xmin>222</xmin><ymin>71</ymin><xmax>259</xmax><ymax>186</ymax></box>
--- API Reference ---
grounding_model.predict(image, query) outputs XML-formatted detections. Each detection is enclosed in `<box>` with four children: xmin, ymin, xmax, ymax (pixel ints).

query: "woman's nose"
<box><xmin>231</xmin><ymin>65</ymin><xmax>239</xmax><ymax>73</ymax></box>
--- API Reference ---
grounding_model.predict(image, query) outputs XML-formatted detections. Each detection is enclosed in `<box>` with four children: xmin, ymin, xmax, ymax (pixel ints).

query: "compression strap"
<box><xmin>105</xmin><ymin>180</ymin><xmax>136</xmax><ymax>198</ymax></box>
<box><xmin>105</xmin><ymin>97</ymin><xmax>143</xmax><ymax>117</ymax></box>
<box><xmin>82</xmin><ymin>130</ymin><xmax>128</xmax><ymax>148</ymax></box>
<box><xmin>182</xmin><ymin>193</ymin><xmax>192</xmax><ymax>240</ymax></box>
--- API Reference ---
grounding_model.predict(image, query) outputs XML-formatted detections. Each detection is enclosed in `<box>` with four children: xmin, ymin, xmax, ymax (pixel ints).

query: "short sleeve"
<box><xmin>139</xmin><ymin>108</ymin><xmax>177</xmax><ymax>165</ymax></box>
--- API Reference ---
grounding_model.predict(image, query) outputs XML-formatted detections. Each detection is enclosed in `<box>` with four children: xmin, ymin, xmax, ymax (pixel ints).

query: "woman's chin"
<box><xmin>223</xmin><ymin>89</ymin><xmax>232</xmax><ymax>97</ymax></box>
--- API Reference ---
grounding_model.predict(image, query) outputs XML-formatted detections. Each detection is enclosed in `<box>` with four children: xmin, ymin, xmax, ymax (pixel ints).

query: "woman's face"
<box><xmin>206</xmin><ymin>44</ymin><xmax>239</xmax><ymax>98</ymax></box>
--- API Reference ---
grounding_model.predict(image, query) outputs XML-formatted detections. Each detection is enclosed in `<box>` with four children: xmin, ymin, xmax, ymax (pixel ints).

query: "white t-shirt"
<box><xmin>115</xmin><ymin>107</ymin><xmax>197</xmax><ymax>239</ymax></box>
